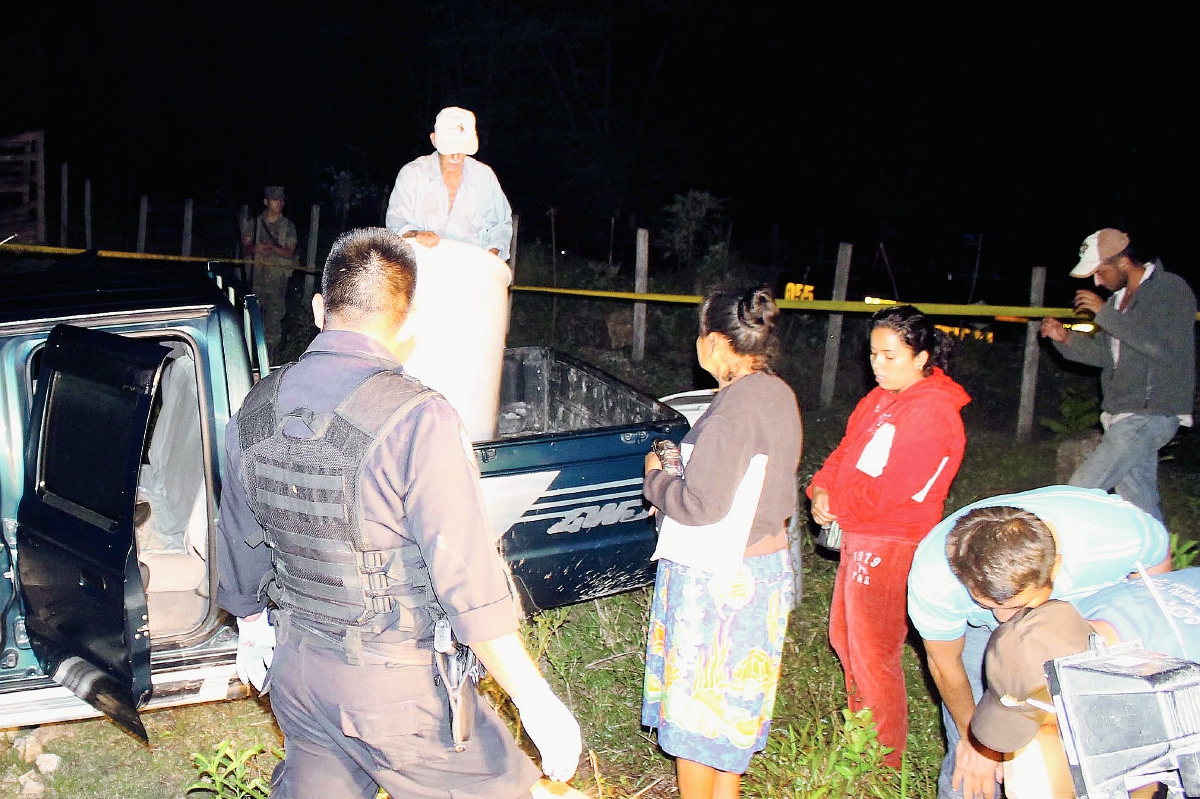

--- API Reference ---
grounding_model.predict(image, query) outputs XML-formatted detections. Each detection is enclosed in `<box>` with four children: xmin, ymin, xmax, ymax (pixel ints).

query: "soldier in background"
<box><xmin>241</xmin><ymin>185</ymin><xmax>297</xmax><ymax>362</ymax></box>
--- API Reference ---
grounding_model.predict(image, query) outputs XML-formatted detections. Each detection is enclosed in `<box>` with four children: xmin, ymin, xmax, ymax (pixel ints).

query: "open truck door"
<box><xmin>16</xmin><ymin>324</ymin><xmax>172</xmax><ymax>741</ymax></box>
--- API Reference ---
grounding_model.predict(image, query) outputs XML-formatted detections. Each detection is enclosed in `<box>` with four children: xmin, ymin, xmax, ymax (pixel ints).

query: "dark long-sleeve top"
<box><xmin>643</xmin><ymin>371</ymin><xmax>802</xmax><ymax>552</ymax></box>
<box><xmin>1053</xmin><ymin>262</ymin><xmax>1196</xmax><ymax>417</ymax></box>
<box><xmin>216</xmin><ymin>330</ymin><xmax>518</xmax><ymax>647</ymax></box>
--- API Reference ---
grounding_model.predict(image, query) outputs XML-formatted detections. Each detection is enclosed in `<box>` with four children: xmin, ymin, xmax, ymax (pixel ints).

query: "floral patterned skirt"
<box><xmin>640</xmin><ymin>549</ymin><xmax>794</xmax><ymax>773</ymax></box>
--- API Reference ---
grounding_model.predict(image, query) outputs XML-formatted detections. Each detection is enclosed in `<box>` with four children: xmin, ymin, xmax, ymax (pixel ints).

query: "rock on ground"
<box><xmin>10</xmin><ymin>737</ymin><xmax>43</xmax><ymax>764</ymax></box>
<box><xmin>1055</xmin><ymin>430</ymin><xmax>1102</xmax><ymax>484</ymax></box>
<box><xmin>35</xmin><ymin>754</ymin><xmax>61</xmax><ymax>776</ymax></box>
<box><xmin>30</xmin><ymin>726</ymin><xmax>75</xmax><ymax>745</ymax></box>
<box><xmin>17</xmin><ymin>770</ymin><xmax>45</xmax><ymax>798</ymax></box>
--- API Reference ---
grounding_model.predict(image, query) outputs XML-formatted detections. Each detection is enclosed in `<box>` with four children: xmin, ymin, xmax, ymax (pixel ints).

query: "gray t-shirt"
<box><xmin>644</xmin><ymin>371</ymin><xmax>801</xmax><ymax>551</ymax></box>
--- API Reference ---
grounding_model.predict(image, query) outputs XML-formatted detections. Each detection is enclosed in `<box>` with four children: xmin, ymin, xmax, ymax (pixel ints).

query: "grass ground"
<box><xmin>6</xmin><ymin>425</ymin><xmax>1196</xmax><ymax>799</ymax></box>
<box><xmin>2</xmin><ymin>259</ymin><xmax>1197</xmax><ymax>797</ymax></box>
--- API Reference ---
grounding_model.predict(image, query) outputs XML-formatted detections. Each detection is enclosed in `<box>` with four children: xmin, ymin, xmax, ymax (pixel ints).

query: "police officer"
<box><xmin>216</xmin><ymin>227</ymin><xmax>581</xmax><ymax>798</ymax></box>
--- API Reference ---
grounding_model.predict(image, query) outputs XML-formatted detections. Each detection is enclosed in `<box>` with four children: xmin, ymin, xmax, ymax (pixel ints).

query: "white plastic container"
<box><xmin>401</xmin><ymin>238</ymin><xmax>512</xmax><ymax>441</ymax></box>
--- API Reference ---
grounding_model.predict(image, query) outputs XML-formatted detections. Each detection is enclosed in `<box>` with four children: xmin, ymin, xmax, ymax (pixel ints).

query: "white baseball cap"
<box><xmin>1071</xmin><ymin>228</ymin><xmax>1131</xmax><ymax>278</ymax></box>
<box><xmin>432</xmin><ymin>107</ymin><xmax>479</xmax><ymax>156</ymax></box>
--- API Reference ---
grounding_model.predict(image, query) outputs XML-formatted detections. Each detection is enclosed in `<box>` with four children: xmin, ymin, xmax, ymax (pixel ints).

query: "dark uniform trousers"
<box><xmin>268</xmin><ymin>621</ymin><xmax>539</xmax><ymax>799</ymax></box>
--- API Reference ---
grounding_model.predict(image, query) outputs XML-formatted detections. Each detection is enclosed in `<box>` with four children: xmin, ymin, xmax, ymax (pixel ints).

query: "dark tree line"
<box><xmin>4</xmin><ymin>2</ymin><xmax>1197</xmax><ymax>275</ymax></box>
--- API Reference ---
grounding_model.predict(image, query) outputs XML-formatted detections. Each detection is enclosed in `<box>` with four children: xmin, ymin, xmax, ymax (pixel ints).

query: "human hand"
<box><xmin>1039</xmin><ymin>317</ymin><xmax>1069</xmax><ymax>342</ymax></box>
<box><xmin>1074</xmin><ymin>290</ymin><xmax>1104</xmax><ymax>315</ymax></box>
<box><xmin>810</xmin><ymin>487</ymin><xmax>837</xmax><ymax>526</ymax></box>
<box><xmin>489</xmin><ymin>247</ymin><xmax>500</xmax><ymax>256</ymax></box>
<box><xmin>415</xmin><ymin>230</ymin><xmax>441</xmax><ymax>248</ymax></box>
<box><xmin>511</xmin><ymin>679</ymin><xmax>582</xmax><ymax>783</ymax></box>
<box><xmin>645</xmin><ymin>451</ymin><xmax>663</xmax><ymax>474</ymax></box>
<box><xmin>236</xmin><ymin>613</ymin><xmax>275</xmax><ymax>692</ymax></box>
<box><xmin>952</xmin><ymin>736</ymin><xmax>1002</xmax><ymax>798</ymax></box>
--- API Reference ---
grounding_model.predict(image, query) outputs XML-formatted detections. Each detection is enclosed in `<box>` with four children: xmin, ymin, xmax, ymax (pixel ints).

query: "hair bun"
<box><xmin>700</xmin><ymin>285</ymin><xmax>782</xmax><ymax>373</ymax></box>
<box><xmin>737</xmin><ymin>287</ymin><xmax>779</xmax><ymax>329</ymax></box>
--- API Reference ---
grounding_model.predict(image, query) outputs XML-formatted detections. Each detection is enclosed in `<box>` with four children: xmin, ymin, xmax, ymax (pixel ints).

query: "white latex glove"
<box><xmin>511</xmin><ymin>678</ymin><xmax>582</xmax><ymax>783</ymax></box>
<box><xmin>236</xmin><ymin>613</ymin><xmax>275</xmax><ymax>692</ymax></box>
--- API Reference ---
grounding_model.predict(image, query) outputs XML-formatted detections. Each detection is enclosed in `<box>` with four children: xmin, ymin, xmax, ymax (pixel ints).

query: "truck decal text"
<box><xmin>547</xmin><ymin>498</ymin><xmax>650</xmax><ymax>534</ymax></box>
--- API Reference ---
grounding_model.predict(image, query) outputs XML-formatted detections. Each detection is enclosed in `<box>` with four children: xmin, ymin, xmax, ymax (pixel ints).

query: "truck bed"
<box><xmin>496</xmin><ymin>347</ymin><xmax>679</xmax><ymax>438</ymax></box>
<box><xmin>480</xmin><ymin>347</ymin><xmax>688</xmax><ymax>612</ymax></box>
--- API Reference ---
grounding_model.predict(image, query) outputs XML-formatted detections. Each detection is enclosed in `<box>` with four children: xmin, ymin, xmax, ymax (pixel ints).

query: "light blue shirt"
<box><xmin>907</xmin><ymin>486</ymin><xmax>1170</xmax><ymax>641</ymax></box>
<box><xmin>1075</xmin><ymin>567</ymin><xmax>1200</xmax><ymax>660</ymax></box>
<box><xmin>385</xmin><ymin>153</ymin><xmax>513</xmax><ymax>261</ymax></box>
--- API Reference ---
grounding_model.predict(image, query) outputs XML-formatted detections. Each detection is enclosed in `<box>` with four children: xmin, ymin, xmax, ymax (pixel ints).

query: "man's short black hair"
<box><xmin>1109</xmin><ymin>244</ymin><xmax>1141</xmax><ymax>268</ymax></box>
<box><xmin>321</xmin><ymin>228</ymin><xmax>416</xmax><ymax>328</ymax></box>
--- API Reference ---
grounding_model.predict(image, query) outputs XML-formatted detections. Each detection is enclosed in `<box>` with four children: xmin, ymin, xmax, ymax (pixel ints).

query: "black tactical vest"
<box><xmin>236</xmin><ymin>362</ymin><xmax>441</xmax><ymax>656</ymax></box>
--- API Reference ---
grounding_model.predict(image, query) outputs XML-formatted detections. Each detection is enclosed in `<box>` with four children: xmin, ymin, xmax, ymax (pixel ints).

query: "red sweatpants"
<box><xmin>828</xmin><ymin>533</ymin><xmax>919</xmax><ymax>768</ymax></box>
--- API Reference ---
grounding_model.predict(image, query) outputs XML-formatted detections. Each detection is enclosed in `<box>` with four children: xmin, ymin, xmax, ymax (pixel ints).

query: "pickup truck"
<box><xmin>0</xmin><ymin>250</ymin><xmax>687</xmax><ymax>739</ymax></box>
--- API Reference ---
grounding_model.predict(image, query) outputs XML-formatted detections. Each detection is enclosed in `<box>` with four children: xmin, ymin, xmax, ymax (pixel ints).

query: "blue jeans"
<box><xmin>937</xmin><ymin>624</ymin><xmax>999</xmax><ymax>799</ymax></box>
<box><xmin>1069</xmin><ymin>413</ymin><xmax>1179</xmax><ymax>521</ymax></box>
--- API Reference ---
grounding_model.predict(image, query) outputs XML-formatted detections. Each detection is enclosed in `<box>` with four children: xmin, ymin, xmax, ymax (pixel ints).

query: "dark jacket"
<box><xmin>1054</xmin><ymin>262</ymin><xmax>1196</xmax><ymax>417</ymax></box>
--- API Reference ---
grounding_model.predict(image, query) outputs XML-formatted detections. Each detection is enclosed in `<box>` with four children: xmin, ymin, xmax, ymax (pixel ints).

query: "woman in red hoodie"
<box><xmin>808</xmin><ymin>305</ymin><xmax>969</xmax><ymax>766</ymax></box>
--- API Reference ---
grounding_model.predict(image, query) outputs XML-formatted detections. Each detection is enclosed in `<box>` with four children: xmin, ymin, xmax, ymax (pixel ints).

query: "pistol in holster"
<box><xmin>434</xmin><ymin>618</ymin><xmax>481</xmax><ymax>752</ymax></box>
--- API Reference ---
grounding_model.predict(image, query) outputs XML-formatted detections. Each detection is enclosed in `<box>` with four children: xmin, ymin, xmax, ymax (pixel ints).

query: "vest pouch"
<box><xmin>237</xmin><ymin>365</ymin><xmax>442</xmax><ymax>646</ymax></box>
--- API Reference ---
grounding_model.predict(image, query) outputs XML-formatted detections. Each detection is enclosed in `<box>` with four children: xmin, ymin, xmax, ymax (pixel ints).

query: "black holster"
<box><xmin>435</xmin><ymin>645</ymin><xmax>479</xmax><ymax>752</ymax></box>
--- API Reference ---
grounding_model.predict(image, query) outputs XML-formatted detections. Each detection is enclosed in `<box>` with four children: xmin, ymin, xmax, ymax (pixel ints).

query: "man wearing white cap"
<box><xmin>385</xmin><ymin>107</ymin><xmax>513</xmax><ymax>261</ymax></box>
<box><xmin>1040</xmin><ymin>229</ymin><xmax>1195</xmax><ymax>520</ymax></box>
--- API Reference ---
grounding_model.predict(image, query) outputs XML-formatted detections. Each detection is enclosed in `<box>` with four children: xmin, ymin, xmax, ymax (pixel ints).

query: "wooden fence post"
<box><xmin>237</xmin><ymin>204</ymin><xmax>250</xmax><ymax>261</ymax></box>
<box><xmin>137</xmin><ymin>196</ymin><xmax>148</xmax><ymax>253</ymax></box>
<box><xmin>59</xmin><ymin>163</ymin><xmax>68</xmax><ymax>246</ymax></box>
<box><xmin>509</xmin><ymin>213</ymin><xmax>520</xmax><ymax>274</ymax></box>
<box><xmin>305</xmin><ymin>203</ymin><xmax>320</xmax><ymax>299</ymax></box>
<box><xmin>819</xmin><ymin>243</ymin><xmax>853</xmax><ymax>408</ymax></box>
<box><xmin>182</xmin><ymin>199</ymin><xmax>193</xmax><ymax>256</ymax></box>
<box><xmin>84</xmin><ymin>180</ymin><xmax>92</xmax><ymax>250</ymax></box>
<box><xmin>1016</xmin><ymin>266</ymin><xmax>1047</xmax><ymax>442</ymax></box>
<box><xmin>549</xmin><ymin>207</ymin><xmax>557</xmax><ymax>274</ymax></box>
<box><xmin>633</xmin><ymin>228</ymin><xmax>650</xmax><ymax>361</ymax></box>
<box><xmin>506</xmin><ymin>214</ymin><xmax>520</xmax><ymax>328</ymax></box>
<box><xmin>35</xmin><ymin>132</ymin><xmax>46</xmax><ymax>244</ymax></box>
<box><xmin>608</xmin><ymin>215</ymin><xmax>615</xmax><ymax>268</ymax></box>
<box><xmin>549</xmin><ymin>207</ymin><xmax>558</xmax><ymax>339</ymax></box>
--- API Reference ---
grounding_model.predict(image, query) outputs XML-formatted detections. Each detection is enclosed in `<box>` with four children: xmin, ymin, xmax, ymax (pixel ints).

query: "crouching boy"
<box><xmin>946</xmin><ymin>506</ymin><xmax>1197</xmax><ymax>798</ymax></box>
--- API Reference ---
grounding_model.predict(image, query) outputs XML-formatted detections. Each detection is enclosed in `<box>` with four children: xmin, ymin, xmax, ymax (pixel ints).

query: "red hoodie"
<box><xmin>808</xmin><ymin>368</ymin><xmax>970</xmax><ymax>541</ymax></box>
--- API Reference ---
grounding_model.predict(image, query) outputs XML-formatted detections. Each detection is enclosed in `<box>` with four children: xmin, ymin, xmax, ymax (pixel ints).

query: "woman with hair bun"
<box><xmin>808</xmin><ymin>304</ymin><xmax>969</xmax><ymax>766</ymax></box>
<box><xmin>641</xmin><ymin>286</ymin><xmax>802</xmax><ymax>798</ymax></box>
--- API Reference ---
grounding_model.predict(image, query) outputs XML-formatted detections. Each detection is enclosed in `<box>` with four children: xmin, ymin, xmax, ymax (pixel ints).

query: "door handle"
<box><xmin>78</xmin><ymin>569</ymin><xmax>107</xmax><ymax>598</ymax></box>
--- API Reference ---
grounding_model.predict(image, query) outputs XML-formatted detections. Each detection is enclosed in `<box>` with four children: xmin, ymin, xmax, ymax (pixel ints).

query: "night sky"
<box><xmin>5</xmin><ymin>2</ymin><xmax>1196</xmax><ymax>298</ymax></box>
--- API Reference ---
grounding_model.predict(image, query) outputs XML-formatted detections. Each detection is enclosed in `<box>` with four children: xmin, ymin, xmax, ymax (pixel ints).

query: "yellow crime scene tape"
<box><xmin>509</xmin><ymin>284</ymin><xmax>1089</xmax><ymax>320</ymax></box>
<box><xmin>0</xmin><ymin>242</ymin><xmax>319</xmax><ymax>274</ymax></box>
<box><xmin>5</xmin><ymin>242</ymin><xmax>1196</xmax><ymax>322</ymax></box>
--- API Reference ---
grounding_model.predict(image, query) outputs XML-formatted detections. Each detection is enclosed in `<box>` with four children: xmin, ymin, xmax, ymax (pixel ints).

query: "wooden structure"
<box><xmin>632</xmin><ymin>228</ymin><xmax>649</xmax><ymax>361</ymax></box>
<box><xmin>0</xmin><ymin>131</ymin><xmax>47</xmax><ymax>244</ymax></box>
<box><xmin>1016</xmin><ymin>266</ymin><xmax>1047</xmax><ymax>442</ymax></box>
<box><xmin>819</xmin><ymin>243</ymin><xmax>853</xmax><ymax>407</ymax></box>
